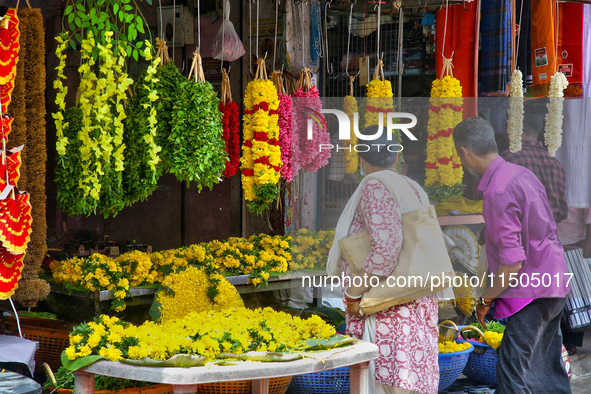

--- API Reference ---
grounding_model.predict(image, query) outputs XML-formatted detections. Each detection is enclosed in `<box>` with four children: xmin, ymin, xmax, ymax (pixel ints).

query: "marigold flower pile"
<box><xmin>156</xmin><ymin>266</ymin><xmax>244</xmax><ymax>323</ymax></box>
<box><xmin>438</xmin><ymin>340</ymin><xmax>472</xmax><ymax>354</ymax></box>
<box><xmin>65</xmin><ymin>308</ymin><xmax>336</xmax><ymax>362</ymax></box>
<box><xmin>241</xmin><ymin>79</ymin><xmax>282</xmax><ymax>213</ymax></box>
<box><xmin>52</xmin><ymin>235</ymin><xmax>291</xmax><ymax>311</ymax></box>
<box><xmin>544</xmin><ymin>72</ymin><xmax>569</xmax><ymax>157</ymax></box>
<box><xmin>291</xmin><ymin>228</ymin><xmax>335</xmax><ymax>270</ymax></box>
<box><xmin>424</xmin><ymin>76</ymin><xmax>464</xmax><ymax>201</ymax></box>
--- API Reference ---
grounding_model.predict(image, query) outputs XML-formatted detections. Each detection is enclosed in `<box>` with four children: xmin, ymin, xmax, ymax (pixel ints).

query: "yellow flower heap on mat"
<box><xmin>291</xmin><ymin>228</ymin><xmax>335</xmax><ymax>270</ymax></box>
<box><xmin>507</xmin><ymin>70</ymin><xmax>524</xmax><ymax>153</ymax></box>
<box><xmin>241</xmin><ymin>78</ymin><xmax>282</xmax><ymax>215</ymax></box>
<box><xmin>65</xmin><ymin>308</ymin><xmax>336</xmax><ymax>362</ymax></box>
<box><xmin>424</xmin><ymin>76</ymin><xmax>464</xmax><ymax>202</ymax></box>
<box><xmin>544</xmin><ymin>72</ymin><xmax>569</xmax><ymax>157</ymax></box>
<box><xmin>343</xmin><ymin>96</ymin><xmax>359</xmax><ymax>174</ymax></box>
<box><xmin>155</xmin><ymin>266</ymin><xmax>244</xmax><ymax>323</ymax></box>
<box><xmin>438</xmin><ymin>340</ymin><xmax>472</xmax><ymax>353</ymax></box>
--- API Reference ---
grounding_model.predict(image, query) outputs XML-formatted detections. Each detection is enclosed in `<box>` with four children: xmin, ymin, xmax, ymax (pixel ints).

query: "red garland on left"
<box><xmin>219</xmin><ymin>69</ymin><xmax>240</xmax><ymax>178</ymax></box>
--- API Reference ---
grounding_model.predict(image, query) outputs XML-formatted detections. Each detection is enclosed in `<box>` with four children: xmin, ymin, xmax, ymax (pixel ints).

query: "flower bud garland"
<box><xmin>277</xmin><ymin>93</ymin><xmax>293</xmax><ymax>181</ymax></box>
<box><xmin>241</xmin><ymin>59</ymin><xmax>282</xmax><ymax>215</ymax></box>
<box><xmin>218</xmin><ymin>70</ymin><xmax>240</xmax><ymax>178</ymax></box>
<box><xmin>291</xmin><ymin>69</ymin><xmax>330</xmax><ymax>175</ymax></box>
<box><xmin>507</xmin><ymin>70</ymin><xmax>524</xmax><ymax>153</ymax></box>
<box><xmin>424</xmin><ymin>75</ymin><xmax>464</xmax><ymax>202</ymax></box>
<box><xmin>544</xmin><ymin>72</ymin><xmax>569</xmax><ymax>157</ymax></box>
<box><xmin>343</xmin><ymin>95</ymin><xmax>359</xmax><ymax>173</ymax></box>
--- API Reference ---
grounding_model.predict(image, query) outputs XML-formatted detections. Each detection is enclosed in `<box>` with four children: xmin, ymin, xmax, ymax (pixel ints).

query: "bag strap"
<box><xmin>384</xmin><ymin>168</ymin><xmax>425</xmax><ymax>206</ymax></box>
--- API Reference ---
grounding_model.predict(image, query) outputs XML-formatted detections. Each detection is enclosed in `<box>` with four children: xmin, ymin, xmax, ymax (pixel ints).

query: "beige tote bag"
<box><xmin>339</xmin><ymin>176</ymin><xmax>454</xmax><ymax>315</ymax></box>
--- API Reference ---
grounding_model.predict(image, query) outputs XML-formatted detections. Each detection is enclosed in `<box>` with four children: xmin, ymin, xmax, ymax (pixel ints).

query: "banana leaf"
<box><xmin>216</xmin><ymin>352</ymin><xmax>303</xmax><ymax>362</ymax></box>
<box><xmin>121</xmin><ymin>354</ymin><xmax>208</xmax><ymax>367</ymax></box>
<box><xmin>61</xmin><ymin>351</ymin><xmax>108</xmax><ymax>371</ymax></box>
<box><xmin>296</xmin><ymin>334</ymin><xmax>356</xmax><ymax>351</ymax></box>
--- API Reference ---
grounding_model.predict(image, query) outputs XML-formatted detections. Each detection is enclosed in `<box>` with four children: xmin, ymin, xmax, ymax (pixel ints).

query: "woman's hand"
<box><xmin>347</xmin><ymin>299</ymin><xmax>362</xmax><ymax>318</ymax></box>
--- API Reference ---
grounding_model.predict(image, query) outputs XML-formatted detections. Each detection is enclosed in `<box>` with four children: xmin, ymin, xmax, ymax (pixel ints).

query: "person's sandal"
<box><xmin>565</xmin><ymin>343</ymin><xmax>577</xmax><ymax>356</ymax></box>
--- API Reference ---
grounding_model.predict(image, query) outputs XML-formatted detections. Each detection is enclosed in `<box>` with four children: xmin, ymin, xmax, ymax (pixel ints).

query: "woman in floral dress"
<box><xmin>327</xmin><ymin>131</ymin><xmax>440</xmax><ymax>394</ymax></box>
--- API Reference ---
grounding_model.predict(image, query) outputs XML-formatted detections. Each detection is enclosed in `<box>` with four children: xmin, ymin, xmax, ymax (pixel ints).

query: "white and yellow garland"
<box><xmin>544</xmin><ymin>72</ymin><xmax>569</xmax><ymax>157</ymax></box>
<box><xmin>507</xmin><ymin>70</ymin><xmax>524</xmax><ymax>153</ymax></box>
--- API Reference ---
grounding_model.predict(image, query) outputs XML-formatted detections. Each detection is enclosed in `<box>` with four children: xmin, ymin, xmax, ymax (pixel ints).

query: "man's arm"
<box><xmin>477</xmin><ymin>261</ymin><xmax>523</xmax><ymax>329</ymax></box>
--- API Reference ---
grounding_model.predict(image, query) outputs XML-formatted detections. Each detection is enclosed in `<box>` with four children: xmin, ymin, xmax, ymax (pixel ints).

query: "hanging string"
<box><xmin>554</xmin><ymin>1</ymin><xmax>559</xmax><ymax>74</ymax></box>
<box><xmin>375</xmin><ymin>0</ymin><xmax>381</xmax><ymax>62</ymax></box>
<box><xmin>172</xmin><ymin>0</ymin><xmax>176</xmax><ymax>61</ymax></box>
<box><xmin>249</xmin><ymin>0</ymin><xmax>252</xmax><ymax>73</ymax></box>
<box><xmin>345</xmin><ymin>0</ymin><xmax>359</xmax><ymax>79</ymax></box>
<box><xmin>256</xmin><ymin>0</ymin><xmax>260</xmax><ymax>58</ymax></box>
<box><xmin>324</xmin><ymin>0</ymin><xmax>332</xmax><ymax>73</ymax></box>
<box><xmin>273</xmin><ymin>0</ymin><xmax>280</xmax><ymax>69</ymax></box>
<box><xmin>514</xmin><ymin>0</ymin><xmax>524</xmax><ymax>70</ymax></box>
<box><xmin>159</xmin><ymin>0</ymin><xmax>164</xmax><ymax>40</ymax></box>
<box><xmin>363</xmin><ymin>1</ymin><xmax>366</xmax><ymax>58</ymax></box>
<box><xmin>441</xmin><ymin>0</ymin><xmax>449</xmax><ymax>58</ymax></box>
<box><xmin>301</xmin><ymin>1</ymin><xmax>305</xmax><ymax>68</ymax></box>
<box><xmin>197</xmin><ymin>0</ymin><xmax>201</xmax><ymax>51</ymax></box>
<box><xmin>440</xmin><ymin>0</ymin><xmax>455</xmax><ymax>78</ymax></box>
<box><xmin>221</xmin><ymin>0</ymin><xmax>225</xmax><ymax>69</ymax></box>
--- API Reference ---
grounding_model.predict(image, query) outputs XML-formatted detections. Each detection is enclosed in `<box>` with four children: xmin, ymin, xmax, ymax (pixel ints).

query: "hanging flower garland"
<box><xmin>544</xmin><ymin>72</ymin><xmax>569</xmax><ymax>157</ymax></box>
<box><xmin>364</xmin><ymin>60</ymin><xmax>394</xmax><ymax>129</ymax></box>
<box><xmin>291</xmin><ymin>68</ymin><xmax>330</xmax><ymax>175</ymax></box>
<box><xmin>424</xmin><ymin>73</ymin><xmax>465</xmax><ymax>202</ymax></box>
<box><xmin>344</xmin><ymin>76</ymin><xmax>359</xmax><ymax>174</ymax></box>
<box><xmin>241</xmin><ymin>58</ymin><xmax>281</xmax><ymax>214</ymax></box>
<box><xmin>219</xmin><ymin>69</ymin><xmax>240</xmax><ymax>178</ymax></box>
<box><xmin>507</xmin><ymin>69</ymin><xmax>524</xmax><ymax>153</ymax></box>
<box><xmin>272</xmin><ymin>71</ymin><xmax>293</xmax><ymax>182</ymax></box>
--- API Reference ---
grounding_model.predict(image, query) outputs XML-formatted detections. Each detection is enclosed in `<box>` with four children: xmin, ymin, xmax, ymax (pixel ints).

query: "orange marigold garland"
<box><xmin>219</xmin><ymin>69</ymin><xmax>240</xmax><ymax>178</ymax></box>
<box><xmin>241</xmin><ymin>58</ymin><xmax>282</xmax><ymax>215</ymax></box>
<box><xmin>424</xmin><ymin>74</ymin><xmax>464</xmax><ymax>202</ymax></box>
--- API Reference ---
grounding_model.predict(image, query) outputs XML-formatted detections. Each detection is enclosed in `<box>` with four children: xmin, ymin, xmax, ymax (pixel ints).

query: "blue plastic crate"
<box><xmin>287</xmin><ymin>367</ymin><xmax>350</xmax><ymax>394</ymax></box>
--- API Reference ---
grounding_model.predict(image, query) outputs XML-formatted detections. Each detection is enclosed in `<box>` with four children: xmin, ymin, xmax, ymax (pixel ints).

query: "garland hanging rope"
<box><xmin>241</xmin><ymin>57</ymin><xmax>282</xmax><ymax>215</ymax></box>
<box><xmin>219</xmin><ymin>69</ymin><xmax>240</xmax><ymax>178</ymax></box>
<box><xmin>344</xmin><ymin>76</ymin><xmax>359</xmax><ymax>174</ymax></box>
<box><xmin>12</xmin><ymin>7</ymin><xmax>49</xmax><ymax>307</ymax></box>
<box><xmin>291</xmin><ymin>68</ymin><xmax>329</xmax><ymax>175</ymax></box>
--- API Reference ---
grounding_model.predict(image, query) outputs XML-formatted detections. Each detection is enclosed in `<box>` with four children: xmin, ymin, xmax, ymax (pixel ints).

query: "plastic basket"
<box><xmin>195</xmin><ymin>377</ymin><xmax>292</xmax><ymax>394</ymax></box>
<box><xmin>286</xmin><ymin>367</ymin><xmax>350</xmax><ymax>394</ymax></box>
<box><xmin>457</xmin><ymin>339</ymin><xmax>498</xmax><ymax>386</ymax></box>
<box><xmin>438</xmin><ymin>344</ymin><xmax>474</xmax><ymax>392</ymax></box>
<box><xmin>1</xmin><ymin>314</ymin><xmax>76</xmax><ymax>372</ymax></box>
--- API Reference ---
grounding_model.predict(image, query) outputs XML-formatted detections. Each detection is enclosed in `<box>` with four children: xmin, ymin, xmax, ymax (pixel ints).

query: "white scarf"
<box><xmin>326</xmin><ymin>169</ymin><xmax>429</xmax><ymax>276</ymax></box>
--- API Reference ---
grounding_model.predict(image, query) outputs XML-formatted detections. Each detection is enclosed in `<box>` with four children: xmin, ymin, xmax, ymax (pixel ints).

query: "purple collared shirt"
<box><xmin>478</xmin><ymin>157</ymin><xmax>570</xmax><ymax>319</ymax></box>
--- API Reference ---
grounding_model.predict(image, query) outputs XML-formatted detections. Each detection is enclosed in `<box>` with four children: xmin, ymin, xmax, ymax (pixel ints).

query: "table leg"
<box><xmin>251</xmin><ymin>378</ymin><xmax>270</xmax><ymax>394</ymax></box>
<box><xmin>172</xmin><ymin>384</ymin><xmax>198</xmax><ymax>394</ymax></box>
<box><xmin>73</xmin><ymin>370</ymin><xmax>94</xmax><ymax>394</ymax></box>
<box><xmin>349</xmin><ymin>361</ymin><xmax>370</xmax><ymax>394</ymax></box>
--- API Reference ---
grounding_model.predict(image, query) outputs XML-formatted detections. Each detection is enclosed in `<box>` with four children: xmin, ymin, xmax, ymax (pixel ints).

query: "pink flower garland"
<box><xmin>291</xmin><ymin>86</ymin><xmax>330</xmax><ymax>176</ymax></box>
<box><xmin>277</xmin><ymin>93</ymin><xmax>293</xmax><ymax>182</ymax></box>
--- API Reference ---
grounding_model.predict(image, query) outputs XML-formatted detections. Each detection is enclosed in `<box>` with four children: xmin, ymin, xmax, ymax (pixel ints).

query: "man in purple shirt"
<box><xmin>453</xmin><ymin>117</ymin><xmax>571</xmax><ymax>394</ymax></box>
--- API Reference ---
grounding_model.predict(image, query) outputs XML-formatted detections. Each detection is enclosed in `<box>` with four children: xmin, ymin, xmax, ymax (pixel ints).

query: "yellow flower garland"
<box><xmin>364</xmin><ymin>79</ymin><xmax>394</xmax><ymax>129</ymax></box>
<box><xmin>241</xmin><ymin>78</ymin><xmax>282</xmax><ymax>213</ymax></box>
<box><xmin>343</xmin><ymin>96</ymin><xmax>359</xmax><ymax>174</ymax></box>
<box><xmin>425</xmin><ymin>76</ymin><xmax>464</xmax><ymax>201</ymax></box>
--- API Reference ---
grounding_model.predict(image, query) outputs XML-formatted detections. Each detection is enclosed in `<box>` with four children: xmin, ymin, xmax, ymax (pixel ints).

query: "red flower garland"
<box><xmin>219</xmin><ymin>99</ymin><xmax>240</xmax><ymax>178</ymax></box>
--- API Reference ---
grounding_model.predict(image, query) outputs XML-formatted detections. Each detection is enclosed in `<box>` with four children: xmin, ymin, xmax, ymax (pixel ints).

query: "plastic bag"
<box><xmin>212</xmin><ymin>0</ymin><xmax>245</xmax><ymax>62</ymax></box>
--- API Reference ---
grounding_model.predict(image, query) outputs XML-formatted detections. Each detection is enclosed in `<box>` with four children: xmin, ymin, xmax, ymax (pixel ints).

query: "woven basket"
<box><xmin>1</xmin><ymin>315</ymin><xmax>75</xmax><ymax>372</ymax></box>
<box><xmin>195</xmin><ymin>376</ymin><xmax>292</xmax><ymax>394</ymax></box>
<box><xmin>286</xmin><ymin>367</ymin><xmax>350</xmax><ymax>394</ymax></box>
<box><xmin>50</xmin><ymin>384</ymin><xmax>173</xmax><ymax>394</ymax></box>
<box><xmin>438</xmin><ymin>344</ymin><xmax>473</xmax><ymax>391</ymax></box>
<box><xmin>456</xmin><ymin>339</ymin><xmax>498</xmax><ymax>386</ymax></box>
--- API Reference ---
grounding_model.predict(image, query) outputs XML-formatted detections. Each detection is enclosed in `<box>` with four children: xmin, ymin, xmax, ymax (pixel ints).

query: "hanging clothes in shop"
<box><xmin>515</xmin><ymin>0</ymin><xmax>532</xmax><ymax>90</ymax></box>
<box><xmin>479</xmin><ymin>0</ymin><xmax>513</xmax><ymax>96</ymax></box>
<box><xmin>557</xmin><ymin>2</ymin><xmax>584</xmax><ymax>97</ymax></box>
<box><xmin>583</xmin><ymin>5</ymin><xmax>591</xmax><ymax>96</ymax></box>
<box><xmin>436</xmin><ymin>3</ymin><xmax>479</xmax><ymax>117</ymax></box>
<box><xmin>527</xmin><ymin>0</ymin><xmax>556</xmax><ymax>97</ymax></box>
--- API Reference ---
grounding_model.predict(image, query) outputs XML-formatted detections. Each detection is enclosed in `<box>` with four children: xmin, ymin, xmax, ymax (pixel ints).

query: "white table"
<box><xmin>73</xmin><ymin>341</ymin><xmax>379</xmax><ymax>394</ymax></box>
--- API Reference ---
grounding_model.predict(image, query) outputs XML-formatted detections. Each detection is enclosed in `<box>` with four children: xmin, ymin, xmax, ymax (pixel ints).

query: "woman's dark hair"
<box><xmin>356</xmin><ymin>126</ymin><xmax>400</xmax><ymax>168</ymax></box>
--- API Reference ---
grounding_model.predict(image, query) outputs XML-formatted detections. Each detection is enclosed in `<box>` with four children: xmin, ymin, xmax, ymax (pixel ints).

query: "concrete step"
<box><xmin>570</xmin><ymin>333</ymin><xmax>591</xmax><ymax>380</ymax></box>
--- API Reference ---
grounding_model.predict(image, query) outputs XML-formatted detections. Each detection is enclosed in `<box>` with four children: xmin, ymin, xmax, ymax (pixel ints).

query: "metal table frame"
<box><xmin>73</xmin><ymin>341</ymin><xmax>378</xmax><ymax>394</ymax></box>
